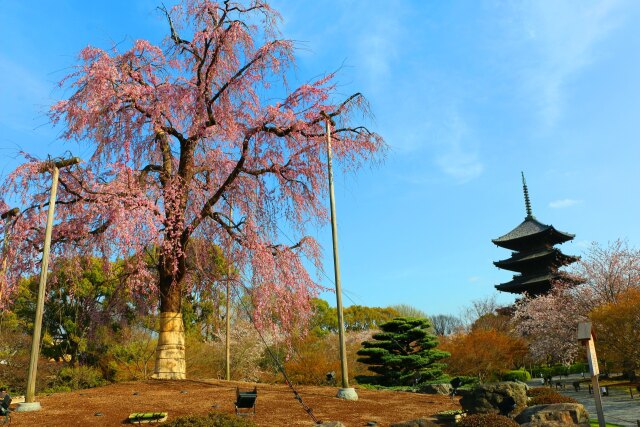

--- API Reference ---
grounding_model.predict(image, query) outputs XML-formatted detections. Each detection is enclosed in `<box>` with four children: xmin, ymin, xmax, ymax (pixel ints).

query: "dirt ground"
<box><xmin>7</xmin><ymin>379</ymin><xmax>460</xmax><ymax>426</ymax></box>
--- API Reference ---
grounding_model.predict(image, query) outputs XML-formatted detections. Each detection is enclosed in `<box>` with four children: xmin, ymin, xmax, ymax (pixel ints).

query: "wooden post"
<box><xmin>0</xmin><ymin>208</ymin><xmax>19</xmax><ymax>303</ymax></box>
<box><xmin>578</xmin><ymin>321</ymin><xmax>606</xmax><ymax>427</ymax></box>
<box><xmin>322</xmin><ymin>112</ymin><xmax>357</xmax><ymax>401</ymax></box>
<box><xmin>225</xmin><ymin>204</ymin><xmax>233</xmax><ymax>382</ymax></box>
<box><xmin>20</xmin><ymin>157</ymin><xmax>80</xmax><ymax>411</ymax></box>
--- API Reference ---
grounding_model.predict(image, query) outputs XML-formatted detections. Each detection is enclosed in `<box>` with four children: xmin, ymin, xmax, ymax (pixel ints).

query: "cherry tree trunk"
<box><xmin>152</xmin><ymin>272</ymin><xmax>186</xmax><ymax>379</ymax></box>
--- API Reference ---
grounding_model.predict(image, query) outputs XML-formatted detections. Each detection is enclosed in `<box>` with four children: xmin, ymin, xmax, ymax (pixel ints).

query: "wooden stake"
<box><xmin>323</xmin><ymin>113</ymin><xmax>353</xmax><ymax>396</ymax></box>
<box><xmin>25</xmin><ymin>157</ymin><xmax>80</xmax><ymax>405</ymax></box>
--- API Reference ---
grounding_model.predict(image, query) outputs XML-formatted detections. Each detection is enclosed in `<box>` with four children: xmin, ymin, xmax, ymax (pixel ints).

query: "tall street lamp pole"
<box><xmin>18</xmin><ymin>157</ymin><xmax>80</xmax><ymax>412</ymax></box>
<box><xmin>322</xmin><ymin>112</ymin><xmax>358</xmax><ymax>401</ymax></box>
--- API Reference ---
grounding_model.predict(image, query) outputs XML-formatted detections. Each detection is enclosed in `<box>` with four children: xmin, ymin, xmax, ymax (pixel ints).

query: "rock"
<box><xmin>459</xmin><ymin>381</ymin><xmax>527</xmax><ymax>415</ymax></box>
<box><xmin>390</xmin><ymin>419</ymin><xmax>438</xmax><ymax>427</ymax></box>
<box><xmin>418</xmin><ymin>383</ymin><xmax>452</xmax><ymax>395</ymax></box>
<box><xmin>317</xmin><ymin>422</ymin><xmax>346</xmax><ymax>427</ymax></box>
<box><xmin>515</xmin><ymin>403</ymin><xmax>589</xmax><ymax>426</ymax></box>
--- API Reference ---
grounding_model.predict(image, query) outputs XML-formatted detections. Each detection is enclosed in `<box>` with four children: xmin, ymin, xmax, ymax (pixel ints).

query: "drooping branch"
<box><xmin>187</xmin><ymin>132</ymin><xmax>253</xmax><ymax>239</ymax></box>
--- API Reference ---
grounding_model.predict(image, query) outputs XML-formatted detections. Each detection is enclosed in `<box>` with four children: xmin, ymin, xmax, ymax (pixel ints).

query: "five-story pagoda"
<box><xmin>492</xmin><ymin>173</ymin><xmax>581</xmax><ymax>296</ymax></box>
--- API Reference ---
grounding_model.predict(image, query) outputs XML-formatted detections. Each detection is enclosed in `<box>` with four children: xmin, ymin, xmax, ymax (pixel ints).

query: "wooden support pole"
<box><xmin>323</xmin><ymin>112</ymin><xmax>357</xmax><ymax>401</ymax></box>
<box><xmin>23</xmin><ymin>157</ymin><xmax>80</xmax><ymax>409</ymax></box>
<box><xmin>0</xmin><ymin>208</ymin><xmax>19</xmax><ymax>302</ymax></box>
<box><xmin>225</xmin><ymin>204</ymin><xmax>233</xmax><ymax>382</ymax></box>
<box><xmin>578</xmin><ymin>321</ymin><xmax>606</xmax><ymax>427</ymax></box>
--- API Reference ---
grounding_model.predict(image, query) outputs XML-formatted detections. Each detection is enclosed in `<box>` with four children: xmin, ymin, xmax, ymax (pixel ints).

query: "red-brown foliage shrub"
<box><xmin>458</xmin><ymin>413</ymin><xmax>519</xmax><ymax>427</ymax></box>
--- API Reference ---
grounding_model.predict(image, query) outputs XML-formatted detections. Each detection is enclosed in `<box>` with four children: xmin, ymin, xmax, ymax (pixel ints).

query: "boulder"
<box><xmin>515</xmin><ymin>403</ymin><xmax>589</xmax><ymax>426</ymax></box>
<box><xmin>459</xmin><ymin>381</ymin><xmax>527</xmax><ymax>415</ymax></box>
<box><xmin>390</xmin><ymin>419</ymin><xmax>438</xmax><ymax>427</ymax></box>
<box><xmin>418</xmin><ymin>383</ymin><xmax>452</xmax><ymax>395</ymax></box>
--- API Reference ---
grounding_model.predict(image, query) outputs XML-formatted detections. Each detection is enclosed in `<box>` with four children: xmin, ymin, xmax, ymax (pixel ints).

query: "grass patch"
<box><xmin>589</xmin><ymin>420</ymin><xmax>624</xmax><ymax>427</ymax></box>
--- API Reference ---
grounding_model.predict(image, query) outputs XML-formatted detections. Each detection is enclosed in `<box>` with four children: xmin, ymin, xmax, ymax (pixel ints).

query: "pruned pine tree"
<box><xmin>356</xmin><ymin>317</ymin><xmax>449</xmax><ymax>386</ymax></box>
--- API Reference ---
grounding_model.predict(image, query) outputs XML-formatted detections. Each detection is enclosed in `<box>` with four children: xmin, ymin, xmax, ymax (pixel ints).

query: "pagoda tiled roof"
<box><xmin>494</xmin><ymin>273</ymin><xmax>554</xmax><ymax>295</ymax></box>
<box><xmin>494</xmin><ymin>248</ymin><xmax>579</xmax><ymax>271</ymax></box>
<box><xmin>492</xmin><ymin>215</ymin><xmax>574</xmax><ymax>250</ymax></box>
<box><xmin>494</xmin><ymin>271</ymin><xmax>583</xmax><ymax>295</ymax></box>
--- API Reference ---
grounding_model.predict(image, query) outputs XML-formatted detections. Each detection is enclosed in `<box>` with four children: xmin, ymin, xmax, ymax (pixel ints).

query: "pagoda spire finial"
<box><xmin>521</xmin><ymin>171</ymin><xmax>533</xmax><ymax>218</ymax></box>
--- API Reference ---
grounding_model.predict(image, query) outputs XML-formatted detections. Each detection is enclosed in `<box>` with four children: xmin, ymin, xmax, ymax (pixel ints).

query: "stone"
<box><xmin>459</xmin><ymin>381</ymin><xmax>527</xmax><ymax>415</ymax></box>
<box><xmin>336</xmin><ymin>387</ymin><xmax>358</xmax><ymax>401</ymax></box>
<box><xmin>390</xmin><ymin>419</ymin><xmax>439</xmax><ymax>427</ymax></box>
<box><xmin>14</xmin><ymin>402</ymin><xmax>41</xmax><ymax>412</ymax></box>
<box><xmin>418</xmin><ymin>383</ymin><xmax>452</xmax><ymax>395</ymax></box>
<box><xmin>515</xmin><ymin>403</ymin><xmax>589</xmax><ymax>426</ymax></box>
<box><xmin>318</xmin><ymin>422</ymin><xmax>346</xmax><ymax>427</ymax></box>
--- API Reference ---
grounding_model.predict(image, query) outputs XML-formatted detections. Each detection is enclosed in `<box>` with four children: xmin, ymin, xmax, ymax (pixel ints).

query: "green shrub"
<box><xmin>569</xmin><ymin>362</ymin><xmax>588</xmax><ymax>375</ymax></box>
<box><xmin>358</xmin><ymin>383</ymin><xmax>415</xmax><ymax>391</ymax></box>
<box><xmin>458</xmin><ymin>413</ymin><xmax>519</xmax><ymax>427</ymax></box>
<box><xmin>456</xmin><ymin>376</ymin><xmax>480</xmax><ymax>386</ymax></box>
<box><xmin>163</xmin><ymin>412</ymin><xmax>256</xmax><ymax>427</ymax></box>
<box><xmin>48</xmin><ymin>365</ymin><xmax>107</xmax><ymax>391</ymax></box>
<box><xmin>500</xmin><ymin>369</ymin><xmax>531</xmax><ymax>382</ymax></box>
<box><xmin>42</xmin><ymin>385</ymin><xmax>72</xmax><ymax>394</ymax></box>
<box><xmin>551</xmin><ymin>365</ymin><xmax>570</xmax><ymax>377</ymax></box>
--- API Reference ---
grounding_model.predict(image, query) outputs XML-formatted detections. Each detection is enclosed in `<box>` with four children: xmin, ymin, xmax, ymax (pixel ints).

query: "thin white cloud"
<box><xmin>434</xmin><ymin>109</ymin><xmax>484</xmax><ymax>184</ymax></box>
<box><xmin>549</xmin><ymin>198</ymin><xmax>581</xmax><ymax>209</ymax></box>
<box><xmin>351</xmin><ymin>5</ymin><xmax>406</xmax><ymax>93</ymax></box>
<box><xmin>512</xmin><ymin>0</ymin><xmax>626</xmax><ymax>126</ymax></box>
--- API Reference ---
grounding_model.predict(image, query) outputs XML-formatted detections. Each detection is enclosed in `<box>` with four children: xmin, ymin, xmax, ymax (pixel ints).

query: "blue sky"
<box><xmin>2</xmin><ymin>1</ymin><xmax>640</xmax><ymax>317</ymax></box>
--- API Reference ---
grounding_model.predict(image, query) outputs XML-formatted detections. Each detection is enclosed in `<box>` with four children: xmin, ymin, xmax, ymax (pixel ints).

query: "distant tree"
<box><xmin>308</xmin><ymin>298</ymin><xmax>338</xmax><ymax>336</ymax></box>
<box><xmin>309</xmin><ymin>299</ymin><xmax>398</xmax><ymax>335</ymax></box>
<box><xmin>356</xmin><ymin>317</ymin><xmax>448</xmax><ymax>386</ymax></box>
<box><xmin>572</xmin><ymin>240</ymin><xmax>640</xmax><ymax>309</ymax></box>
<box><xmin>471</xmin><ymin>312</ymin><xmax>512</xmax><ymax>334</ymax></box>
<box><xmin>439</xmin><ymin>329</ymin><xmax>527</xmax><ymax>381</ymax></box>
<box><xmin>344</xmin><ymin>305</ymin><xmax>398</xmax><ymax>332</ymax></box>
<box><xmin>460</xmin><ymin>295</ymin><xmax>499</xmax><ymax>328</ymax></box>
<box><xmin>389</xmin><ymin>304</ymin><xmax>428</xmax><ymax>319</ymax></box>
<box><xmin>430</xmin><ymin>314</ymin><xmax>463</xmax><ymax>336</ymax></box>
<box><xmin>590</xmin><ymin>287</ymin><xmax>640</xmax><ymax>381</ymax></box>
<box><xmin>13</xmin><ymin>256</ymin><xmax>141</xmax><ymax>366</ymax></box>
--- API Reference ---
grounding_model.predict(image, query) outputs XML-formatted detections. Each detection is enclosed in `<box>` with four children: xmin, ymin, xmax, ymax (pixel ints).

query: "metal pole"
<box><xmin>323</xmin><ymin>113</ymin><xmax>357</xmax><ymax>400</ymax></box>
<box><xmin>225</xmin><ymin>204</ymin><xmax>233</xmax><ymax>381</ymax></box>
<box><xmin>21</xmin><ymin>157</ymin><xmax>79</xmax><ymax>411</ymax></box>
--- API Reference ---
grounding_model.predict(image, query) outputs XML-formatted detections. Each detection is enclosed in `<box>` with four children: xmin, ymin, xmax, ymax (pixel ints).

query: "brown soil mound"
<box><xmin>9</xmin><ymin>379</ymin><xmax>459</xmax><ymax>426</ymax></box>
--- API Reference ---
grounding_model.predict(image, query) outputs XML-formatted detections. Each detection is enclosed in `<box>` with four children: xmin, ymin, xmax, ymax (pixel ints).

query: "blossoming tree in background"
<box><xmin>0</xmin><ymin>0</ymin><xmax>384</xmax><ymax>379</ymax></box>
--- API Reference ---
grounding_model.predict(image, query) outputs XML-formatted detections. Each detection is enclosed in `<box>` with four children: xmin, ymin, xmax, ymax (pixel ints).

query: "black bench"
<box><xmin>235</xmin><ymin>387</ymin><xmax>257</xmax><ymax>416</ymax></box>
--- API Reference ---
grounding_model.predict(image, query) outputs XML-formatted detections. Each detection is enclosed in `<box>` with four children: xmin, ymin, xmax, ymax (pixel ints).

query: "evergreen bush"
<box><xmin>356</xmin><ymin>317</ymin><xmax>449</xmax><ymax>386</ymax></box>
<box><xmin>47</xmin><ymin>365</ymin><xmax>107</xmax><ymax>392</ymax></box>
<box><xmin>500</xmin><ymin>369</ymin><xmax>531</xmax><ymax>382</ymax></box>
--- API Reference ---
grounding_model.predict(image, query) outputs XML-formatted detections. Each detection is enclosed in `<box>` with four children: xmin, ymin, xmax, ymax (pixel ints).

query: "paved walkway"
<box><xmin>528</xmin><ymin>375</ymin><xmax>640</xmax><ymax>427</ymax></box>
